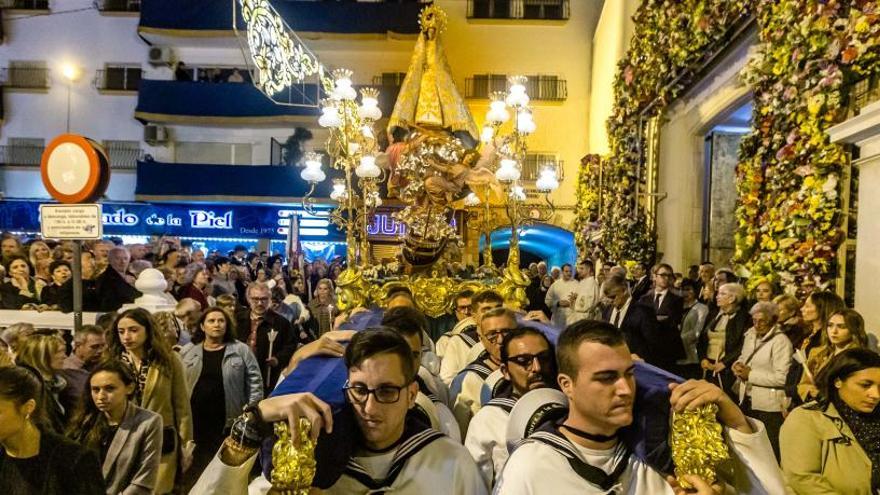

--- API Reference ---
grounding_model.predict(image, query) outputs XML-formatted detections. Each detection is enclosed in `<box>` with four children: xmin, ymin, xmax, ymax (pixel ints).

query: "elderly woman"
<box><xmin>774</xmin><ymin>294</ymin><xmax>807</xmax><ymax>347</ymax></box>
<box><xmin>797</xmin><ymin>309</ymin><xmax>870</xmax><ymax>402</ymax></box>
<box><xmin>177</xmin><ymin>262</ymin><xmax>211</xmax><ymax>310</ymax></box>
<box><xmin>731</xmin><ymin>301</ymin><xmax>792</xmax><ymax>459</ymax></box>
<box><xmin>781</xmin><ymin>349</ymin><xmax>880</xmax><ymax>494</ymax></box>
<box><xmin>698</xmin><ymin>282</ymin><xmax>752</xmax><ymax>393</ymax></box>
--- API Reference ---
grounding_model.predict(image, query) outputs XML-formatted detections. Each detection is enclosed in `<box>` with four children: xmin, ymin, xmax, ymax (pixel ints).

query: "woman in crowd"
<box><xmin>697</xmin><ymin>282</ymin><xmax>751</xmax><ymax>392</ymax></box>
<box><xmin>0</xmin><ymin>366</ymin><xmax>105</xmax><ymax>494</ymax></box>
<box><xmin>751</xmin><ymin>278</ymin><xmax>777</xmax><ymax>303</ymax></box>
<box><xmin>15</xmin><ymin>330</ymin><xmax>74</xmax><ymax>433</ymax></box>
<box><xmin>68</xmin><ymin>360</ymin><xmax>163</xmax><ymax>495</ymax></box>
<box><xmin>27</xmin><ymin>241</ymin><xmax>52</xmax><ymax>282</ymax></box>
<box><xmin>177</xmin><ymin>262</ymin><xmax>211</xmax><ymax>310</ymax></box>
<box><xmin>215</xmin><ymin>293</ymin><xmax>238</xmax><ymax>319</ymax></box>
<box><xmin>307</xmin><ymin>278</ymin><xmax>336</xmax><ymax>338</ymax></box>
<box><xmin>105</xmin><ymin>308</ymin><xmax>193</xmax><ymax>494</ymax></box>
<box><xmin>780</xmin><ymin>348</ymin><xmax>880</xmax><ymax>494</ymax></box>
<box><xmin>1</xmin><ymin>255</ymin><xmax>43</xmax><ymax>309</ymax></box>
<box><xmin>732</xmin><ymin>301</ymin><xmax>792</xmax><ymax>459</ymax></box>
<box><xmin>774</xmin><ymin>294</ymin><xmax>806</xmax><ymax>347</ymax></box>
<box><xmin>180</xmin><ymin>307</ymin><xmax>262</xmax><ymax>489</ymax></box>
<box><xmin>798</xmin><ymin>309</ymin><xmax>869</xmax><ymax>401</ymax></box>
<box><xmin>799</xmin><ymin>291</ymin><xmax>846</xmax><ymax>354</ymax></box>
<box><xmin>40</xmin><ymin>260</ymin><xmax>72</xmax><ymax>309</ymax></box>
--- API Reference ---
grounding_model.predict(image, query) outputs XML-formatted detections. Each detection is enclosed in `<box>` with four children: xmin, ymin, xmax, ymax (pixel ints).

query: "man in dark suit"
<box><xmin>629</xmin><ymin>262</ymin><xmax>652</xmax><ymax>301</ymax></box>
<box><xmin>639</xmin><ymin>263</ymin><xmax>685</xmax><ymax>369</ymax></box>
<box><xmin>236</xmin><ymin>282</ymin><xmax>297</xmax><ymax>393</ymax></box>
<box><xmin>96</xmin><ymin>246</ymin><xmax>141</xmax><ymax>311</ymax></box>
<box><xmin>601</xmin><ymin>275</ymin><xmax>661</xmax><ymax>366</ymax></box>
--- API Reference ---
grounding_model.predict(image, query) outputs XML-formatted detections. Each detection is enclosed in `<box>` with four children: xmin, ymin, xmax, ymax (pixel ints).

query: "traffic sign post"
<box><xmin>40</xmin><ymin>135</ymin><xmax>111</xmax><ymax>335</ymax></box>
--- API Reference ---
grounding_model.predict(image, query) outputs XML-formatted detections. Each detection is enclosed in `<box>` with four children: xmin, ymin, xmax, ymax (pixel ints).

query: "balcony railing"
<box><xmin>97</xmin><ymin>0</ymin><xmax>140</xmax><ymax>12</ymax></box>
<box><xmin>467</xmin><ymin>0</ymin><xmax>569</xmax><ymax>20</ymax></box>
<box><xmin>0</xmin><ymin>0</ymin><xmax>48</xmax><ymax>9</ymax></box>
<box><xmin>464</xmin><ymin>75</ymin><xmax>567</xmax><ymax>101</ymax></box>
<box><xmin>0</xmin><ymin>145</ymin><xmax>43</xmax><ymax>167</ymax></box>
<box><xmin>95</xmin><ymin>68</ymin><xmax>141</xmax><ymax>92</ymax></box>
<box><xmin>0</xmin><ymin>67</ymin><xmax>49</xmax><ymax>89</ymax></box>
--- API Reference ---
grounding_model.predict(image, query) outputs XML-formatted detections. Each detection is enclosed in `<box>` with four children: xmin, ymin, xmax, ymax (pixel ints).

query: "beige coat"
<box><xmin>140</xmin><ymin>352</ymin><xmax>193</xmax><ymax>494</ymax></box>
<box><xmin>780</xmin><ymin>401</ymin><xmax>873</xmax><ymax>494</ymax></box>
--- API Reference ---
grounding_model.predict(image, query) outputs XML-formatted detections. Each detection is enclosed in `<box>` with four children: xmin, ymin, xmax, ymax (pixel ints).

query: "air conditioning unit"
<box><xmin>144</xmin><ymin>124</ymin><xmax>169</xmax><ymax>145</ymax></box>
<box><xmin>148</xmin><ymin>46</ymin><xmax>174</xmax><ymax>66</ymax></box>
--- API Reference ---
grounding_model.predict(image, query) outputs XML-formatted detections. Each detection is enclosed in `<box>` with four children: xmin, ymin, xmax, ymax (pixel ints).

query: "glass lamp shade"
<box><xmin>332</xmin><ymin>77</ymin><xmax>357</xmax><ymax>101</ymax></box>
<box><xmin>358</xmin><ymin>98</ymin><xmax>382</xmax><ymax>121</ymax></box>
<box><xmin>510</xmin><ymin>185</ymin><xmax>527</xmax><ymax>201</ymax></box>
<box><xmin>464</xmin><ymin>192</ymin><xmax>481</xmax><ymax>206</ymax></box>
<box><xmin>300</xmin><ymin>153</ymin><xmax>325</xmax><ymax>183</ymax></box>
<box><xmin>330</xmin><ymin>180</ymin><xmax>348</xmax><ymax>201</ymax></box>
<box><xmin>495</xmin><ymin>158</ymin><xmax>521</xmax><ymax>183</ymax></box>
<box><xmin>506</xmin><ymin>77</ymin><xmax>530</xmax><ymax>108</ymax></box>
<box><xmin>480</xmin><ymin>125</ymin><xmax>495</xmax><ymax>144</ymax></box>
<box><xmin>355</xmin><ymin>155</ymin><xmax>381</xmax><ymax>179</ymax></box>
<box><xmin>318</xmin><ymin>102</ymin><xmax>342</xmax><ymax>128</ymax></box>
<box><xmin>486</xmin><ymin>100</ymin><xmax>510</xmax><ymax>125</ymax></box>
<box><xmin>535</xmin><ymin>167</ymin><xmax>559</xmax><ymax>192</ymax></box>
<box><xmin>517</xmin><ymin>110</ymin><xmax>537</xmax><ymax>135</ymax></box>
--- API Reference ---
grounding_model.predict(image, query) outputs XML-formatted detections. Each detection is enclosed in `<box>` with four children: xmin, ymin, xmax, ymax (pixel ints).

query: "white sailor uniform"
<box><xmin>439</xmin><ymin>321</ymin><xmax>481</xmax><ymax>385</ymax></box>
<box><xmin>451</xmin><ymin>351</ymin><xmax>496</xmax><ymax>436</ymax></box>
<box><xmin>494</xmin><ymin>418</ymin><xmax>786</xmax><ymax>495</ymax></box>
<box><xmin>464</xmin><ymin>396</ymin><xmax>517</xmax><ymax>487</ymax></box>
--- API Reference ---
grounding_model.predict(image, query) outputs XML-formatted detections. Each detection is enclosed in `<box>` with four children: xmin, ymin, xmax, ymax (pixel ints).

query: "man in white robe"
<box><xmin>568</xmin><ymin>260</ymin><xmax>600</xmax><ymax>326</ymax></box>
<box><xmin>494</xmin><ymin>320</ymin><xmax>787</xmax><ymax>495</ymax></box>
<box><xmin>452</xmin><ymin>307</ymin><xmax>517</xmax><ymax>436</ymax></box>
<box><xmin>545</xmin><ymin>264</ymin><xmax>580</xmax><ymax>329</ymax></box>
<box><xmin>465</xmin><ymin>327</ymin><xmax>556</xmax><ymax>487</ymax></box>
<box><xmin>439</xmin><ymin>290</ymin><xmax>504</xmax><ymax>385</ymax></box>
<box><xmin>191</xmin><ymin>329</ymin><xmax>486</xmax><ymax>495</ymax></box>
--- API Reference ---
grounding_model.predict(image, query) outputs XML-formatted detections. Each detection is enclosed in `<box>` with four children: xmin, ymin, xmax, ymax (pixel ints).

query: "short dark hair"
<box><xmin>49</xmin><ymin>260</ymin><xmax>71</xmax><ymax>276</ymax></box>
<box><xmin>386</xmin><ymin>286</ymin><xmax>414</xmax><ymax>303</ymax></box>
<box><xmin>679</xmin><ymin>279</ymin><xmax>697</xmax><ymax>292</ymax></box>
<box><xmin>381</xmin><ymin>306</ymin><xmax>428</xmax><ymax>341</ymax></box>
<box><xmin>344</xmin><ymin>328</ymin><xmax>416</xmax><ymax>381</ymax></box>
<box><xmin>214</xmin><ymin>256</ymin><xmax>230</xmax><ymax>267</ymax></box>
<box><xmin>561</xmin><ymin>263</ymin><xmax>572</xmax><ymax>270</ymax></box>
<box><xmin>557</xmin><ymin>320</ymin><xmax>626</xmax><ymax>378</ymax></box>
<box><xmin>815</xmin><ymin>348</ymin><xmax>880</xmax><ymax>405</ymax></box>
<box><xmin>577</xmin><ymin>260</ymin><xmax>594</xmax><ymax>271</ymax></box>
<box><xmin>191</xmin><ymin>307</ymin><xmax>237</xmax><ymax>343</ymax></box>
<box><xmin>653</xmin><ymin>263</ymin><xmax>673</xmax><ymax>274</ymax></box>
<box><xmin>455</xmin><ymin>289</ymin><xmax>474</xmax><ymax>301</ymax></box>
<box><xmin>500</xmin><ymin>327</ymin><xmax>554</xmax><ymax>363</ymax></box>
<box><xmin>472</xmin><ymin>289</ymin><xmax>503</xmax><ymax>307</ymax></box>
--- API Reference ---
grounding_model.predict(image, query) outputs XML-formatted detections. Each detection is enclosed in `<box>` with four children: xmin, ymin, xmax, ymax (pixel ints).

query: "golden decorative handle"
<box><xmin>269</xmin><ymin>419</ymin><xmax>317</xmax><ymax>495</ymax></box>
<box><xmin>670</xmin><ymin>404</ymin><xmax>729</xmax><ymax>489</ymax></box>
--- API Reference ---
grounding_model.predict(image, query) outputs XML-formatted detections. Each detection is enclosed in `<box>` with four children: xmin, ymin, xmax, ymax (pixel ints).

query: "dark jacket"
<box><xmin>630</xmin><ymin>276</ymin><xmax>652</xmax><ymax>302</ymax></box>
<box><xmin>96</xmin><ymin>268</ymin><xmax>141</xmax><ymax>312</ymax></box>
<box><xmin>102</xmin><ymin>404</ymin><xmax>163</xmax><ymax>495</ymax></box>
<box><xmin>0</xmin><ymin>279</ymin><xmax>40</xmax><ymax>309</ymax></box>
<box><xmin>604</xmin><ymin>299</ymin><xmax>662</xmax><ymax>366</ymax></box>
<box><xmin>177</xmin><ymin>284</ymin><xmax>209</xmax><ymax>310</ymax></box>
<box><xmin>234</xmin><ymin>309</ymin><xmax>297</xmax><ymax>392</ymax></box>
<box><xmin>0</xmin><ymin>430</ymin><xmax>105</xmax><ymax>494</ymax></box>
<box><xmin>639</xmin><ymin>290</ymin><xmax>686</xmax><ymax>365</ymax></box>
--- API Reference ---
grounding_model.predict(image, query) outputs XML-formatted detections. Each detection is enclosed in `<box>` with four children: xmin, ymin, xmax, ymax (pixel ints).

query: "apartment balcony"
<box><xmin>139</xmin><ymin>0</ymin><xmax>427</xmax><ymax>44</ymax></box>
<box><xmin>97</xmin><ymin>0</ymin><xmax>140</xmax><ymax>14</ymax></box>
<box><xmin>467</xmin><ymin>0</ymin><xmax>569</xmax><ymax>20</ymax></box>
<box><xmin>135</xmin><ymin>159</ymin><xmax>343</xmax><ymax>203</ymax></box>
<box><xmin>0</xmin><ymin>67</ymin><xmax>49</xmax><ymax>91</ymax></box>
<box><xmin>0</xmin><ymin>145</ymin><xmax>42</xmax><ymax>167</ymax></box>
<box><xmin>135</xmin><ymin>79</ymin><xmax>320</xmax><ymax>125</ymax></box>
<box><xmin>464</xmin><ymin>75</ymin><xmax>567</xmax><ymax>101</ymax></box>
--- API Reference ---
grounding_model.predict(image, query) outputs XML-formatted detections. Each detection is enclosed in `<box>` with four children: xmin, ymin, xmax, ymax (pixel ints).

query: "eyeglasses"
<box><xmin>507</xmin><ymin>350</ymin><xmax>554</xmax><ymax>369</ymax></box>
<box><xmin>250</xmin><ymin>297</ymin><xmax>270</xmax><ymax>303</ymax></box>
<box><xmin>483</xmin><ymin>327</ymin><xmax>516</xmax><ymax>344</ymax></box>
<box><xmin>456</xmin><ymin>304</ymin><xmax>472</xmax><ymax>313</ymax></box>
<box><xmin>344</xmin><ymin>381</ymin><xmax>409</xmax><ymax>404</ymax></box>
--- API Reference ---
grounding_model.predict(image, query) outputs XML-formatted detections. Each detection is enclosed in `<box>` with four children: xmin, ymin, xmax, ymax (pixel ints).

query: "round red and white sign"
<box><xmin>40</xmin><ymin>134</ymin><xmax>110</xmax><ymax>204</ymax></box>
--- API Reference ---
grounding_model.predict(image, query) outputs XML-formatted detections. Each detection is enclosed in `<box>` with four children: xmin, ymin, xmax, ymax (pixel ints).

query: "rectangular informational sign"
<box><xmin>39</xmin><ymin>204</ymin><xmax>103</xmax><ymax>240</ymax></box>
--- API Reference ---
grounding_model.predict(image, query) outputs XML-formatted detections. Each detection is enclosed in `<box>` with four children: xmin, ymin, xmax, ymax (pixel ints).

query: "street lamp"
<box><xmin>61</xmin><ymin>62</ymin><xmax>80</xmax><ymax>133</ymax></box>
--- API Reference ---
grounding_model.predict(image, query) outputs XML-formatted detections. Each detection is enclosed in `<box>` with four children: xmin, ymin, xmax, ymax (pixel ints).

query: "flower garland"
<box><xmin>735</xmin><ymin>0</ymin><xmax>880</xmax><ymax>291</ymax></box>
<box><xmin>576</xmin><ymin>0</ymin><xmax>753</xmax><ymax>264</ymax></box>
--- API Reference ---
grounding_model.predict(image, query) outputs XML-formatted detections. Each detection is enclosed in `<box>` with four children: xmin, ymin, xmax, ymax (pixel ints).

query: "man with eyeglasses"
<box><xmin>451</xmin><ymin>306</ymin><xmax>517</xmax><ymax>436</ymax></box>
<box><xmin>638</xmin><ymin>263</ymin><xmax>685</xmax><ymax>371</ymax></box>
<box><xmin>235</xmin><ymin>283</ymin><xmax>296</xmax><ymax>392</ymax></box>
<box><xmin>465</xmin><ymin>327</ymin><xmax>556</xmax><ymax>487</ymax></box>
<box><xmin>435</xmin><ymin>289</ymin><xmax>474</xmax><ymax>357</ymax></box>
<box><xmin>193</xmin><ymin>328</ymin><xmax>487</xmax><ymax>494</ymax></box>
<box><xmin>439</xmin><ymin>290</ymin><xmax>504</xmax><ymax>385</ymax></box>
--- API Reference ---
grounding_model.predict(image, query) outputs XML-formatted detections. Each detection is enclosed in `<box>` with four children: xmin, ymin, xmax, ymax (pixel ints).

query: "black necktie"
<box><xmin>654</xmin><ymin>292</ymin><xmax>661</xmax><ymax>308</ymax></box>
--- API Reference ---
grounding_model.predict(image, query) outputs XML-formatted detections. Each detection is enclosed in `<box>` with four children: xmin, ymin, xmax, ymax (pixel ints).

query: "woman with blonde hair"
<box><xmin>15</xmin><ymin>330</ymin><xmax>74</xmax><ymax>433</ymax></box>
<box><xmin>307</xmin><ymin>278</ymin><xmax>336</xmax><ymax>338</ymax></box>
<box><xmin>105</xmin><ymin>308</ymin><xmax>193</xmax><ymax>494</ymax></box>
<box><xmin>27</xmin><ymin>241</ymin><xmax>51</xmax><ymax>273</ymax></box>
<box><xmin>798</xmin><ymin>308</ymin><xmax>869</xmax><ymax>401</ymax></box>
